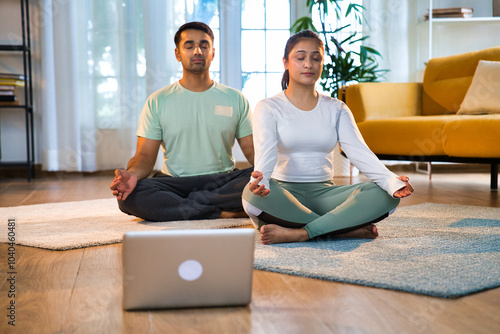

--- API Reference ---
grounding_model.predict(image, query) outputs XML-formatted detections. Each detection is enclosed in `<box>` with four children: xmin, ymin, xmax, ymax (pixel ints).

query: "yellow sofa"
<box><xmin>343</xmin><ymin>47</ymin><xmax>500</xmax><ymax>190</ymax></box>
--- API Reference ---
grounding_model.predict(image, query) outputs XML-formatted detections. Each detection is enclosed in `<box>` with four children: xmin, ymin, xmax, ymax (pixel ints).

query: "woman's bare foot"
<box><xmin>330</xmin><ymin>224</ymin><xmax>379</xmax><ymax>239</ymax></box>
<box><xmin>260</xmin><ymin>224</ymin><xmax>310</xmax><ymax>245</ymax></box>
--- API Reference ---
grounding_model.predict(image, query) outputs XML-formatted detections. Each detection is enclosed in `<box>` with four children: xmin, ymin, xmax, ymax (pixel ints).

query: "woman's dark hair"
<box><xmin>281</xmin><ymin>30</ymin><xmax>324</xmax><ymax>91</ymax></box>
<box><xmin>174</xmin><ymin>21</ymin><xmax>214</xmax><ymax>47</ymax></box>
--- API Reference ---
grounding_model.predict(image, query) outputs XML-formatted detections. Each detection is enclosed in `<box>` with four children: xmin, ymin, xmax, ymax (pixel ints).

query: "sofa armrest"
<box><xmin>343</xmin><ymin>82</ymin><xmax>423</xmax><ymax>123</ymax></box>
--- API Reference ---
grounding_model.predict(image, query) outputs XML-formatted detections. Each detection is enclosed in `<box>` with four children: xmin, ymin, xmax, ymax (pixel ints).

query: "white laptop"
<box><xmin>122</xmin><ymin>228</ymin><xmax>255</xmax><ymax>310</ymax></box>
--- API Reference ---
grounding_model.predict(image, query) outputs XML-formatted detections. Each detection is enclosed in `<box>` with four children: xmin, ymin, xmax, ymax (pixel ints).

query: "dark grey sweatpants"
<box><xmin>118</xmin><ymin>167</ymin><xmax>253</xmax><ymax>222</ymax></box>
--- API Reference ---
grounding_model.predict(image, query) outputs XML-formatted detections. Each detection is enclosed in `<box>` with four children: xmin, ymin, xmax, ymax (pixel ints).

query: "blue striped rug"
<box><xmin>254</xmin><ymin>203</ymin><xmax>500</xmax><ymax>298</ymax></box>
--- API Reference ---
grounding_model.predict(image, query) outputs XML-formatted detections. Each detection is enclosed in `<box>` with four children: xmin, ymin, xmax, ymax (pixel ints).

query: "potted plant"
<box><xmin>291</xmin><ymin>0</ymin><xmax>387</xmax><ymax>98</ymax></box>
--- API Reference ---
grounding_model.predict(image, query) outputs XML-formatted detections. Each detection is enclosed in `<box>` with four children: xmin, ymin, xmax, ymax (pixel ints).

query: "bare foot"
<box><xmin>219</xmin><ymin>211</ymin><xmax>248</xmax><ymax>219</ymax></box>
<box><xmin>330</xmin><ymin>224</ymin><xmax>379</xmax><ymax>239</ymax></box>
<box><xmin>259</xmin><ymin>224</ymin><xmax>310</xmax><ymax>245</ymax></box>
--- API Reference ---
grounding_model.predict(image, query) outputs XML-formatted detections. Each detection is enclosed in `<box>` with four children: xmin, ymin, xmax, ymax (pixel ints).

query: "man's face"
<box><xmin>175</xmin><ymin>29</ymin><xmax>215</xmax><ymax>73</ymax></box>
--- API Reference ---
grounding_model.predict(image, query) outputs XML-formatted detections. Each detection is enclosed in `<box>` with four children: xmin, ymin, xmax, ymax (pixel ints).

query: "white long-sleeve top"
<box><xmin>251</xmin><ymin>92</ymin><xmax>406</xmax><ymax>197</ymax></box>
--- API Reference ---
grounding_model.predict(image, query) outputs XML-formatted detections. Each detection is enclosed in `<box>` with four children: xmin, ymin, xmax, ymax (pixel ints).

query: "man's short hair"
<box><xmin>174</xmin><ymin>22</ymin><xmax>214</xmax><ymax>48</ymax></box>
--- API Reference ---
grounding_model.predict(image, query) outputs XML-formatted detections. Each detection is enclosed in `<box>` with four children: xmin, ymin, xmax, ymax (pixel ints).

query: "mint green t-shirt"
<box><xmin>137</xmin><ymin>81</ymin><xmax>252</xmax><ymax>177</ymax></box>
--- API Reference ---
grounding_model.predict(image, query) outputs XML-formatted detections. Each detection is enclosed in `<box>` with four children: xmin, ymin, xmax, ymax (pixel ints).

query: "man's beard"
<box><xmin>189</xmin><ymin>57</ymin><xmax>206</xmax><ymax>71</ymax></box>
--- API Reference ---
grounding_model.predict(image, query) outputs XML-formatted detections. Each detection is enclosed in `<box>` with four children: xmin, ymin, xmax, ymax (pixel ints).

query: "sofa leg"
<box><xmin>491</xmin><ymin>164</ymin><xmax>498</xmax><ymax>191</ymax></box>
<box><xmin>415</xmin><ymin>162</ymin><xmax>432</xmax><ymax>180</ymax></box>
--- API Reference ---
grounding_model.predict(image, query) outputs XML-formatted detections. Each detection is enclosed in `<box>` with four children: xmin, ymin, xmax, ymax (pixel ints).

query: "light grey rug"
<box><xmin>254</xmin><ymin>203</ymin><xmax>500</xmax><ymax>298</ymax></box>
<box><xmin>0</xmin><ymin>198</ymin><xmax>251</xmax><ymax>250</ymax></box>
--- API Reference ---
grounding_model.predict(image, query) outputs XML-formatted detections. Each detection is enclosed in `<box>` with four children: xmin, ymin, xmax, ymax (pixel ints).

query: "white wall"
<box><xmin>414</xmin><ymin>0</ymin><xmax>500</xmax><ymax>80</ymax></box>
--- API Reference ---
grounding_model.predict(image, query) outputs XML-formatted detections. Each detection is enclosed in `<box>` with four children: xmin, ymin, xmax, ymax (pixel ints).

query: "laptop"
<box><xmin>122</xmin><ymin>228</ymin><xmax>255</xmax><ymax>310</ymax></box>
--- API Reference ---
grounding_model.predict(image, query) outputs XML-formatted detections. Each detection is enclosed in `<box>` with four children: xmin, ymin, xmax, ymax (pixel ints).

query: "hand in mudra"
<box><xmin>110</xmin><ymin>169</ymin><xmax>138</xmax><ymax>201</ymax></box>
<box><xmin>393</xmin><ymin>175</ymin><xmax>414</xmax><ymax>198</ymax></box>
<box><xmin>248</xmin><ymin>171</ymin><xmax>270</xmax><ymax>197</ymax></box>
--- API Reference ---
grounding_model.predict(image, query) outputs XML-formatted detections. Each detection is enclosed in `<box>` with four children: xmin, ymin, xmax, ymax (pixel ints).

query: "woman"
<box><xmin>242</xmin><ymin>30</ymin><xmax>413</xmax><ymax>245</ymax></box>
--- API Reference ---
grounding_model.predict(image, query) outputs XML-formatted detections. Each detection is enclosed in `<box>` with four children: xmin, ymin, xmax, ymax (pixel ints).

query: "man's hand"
<box><xmin>393</xmin><ymin>175</ymin><xmax>414</xmax><ymax>198</ymax></box>
<box><xmin>249</xmin><ymin>171</ymin><xmax>270</xmax><ymax>197</ymax></box>
<box><xmin>110</xmin><ymin>169</ymin><xmax>138</xmax><ymax>201</ymax></box>
<box><xmin>110</xmin><ymin>137</ymin><xmax>160</xmax><ymax>201</ymax></box>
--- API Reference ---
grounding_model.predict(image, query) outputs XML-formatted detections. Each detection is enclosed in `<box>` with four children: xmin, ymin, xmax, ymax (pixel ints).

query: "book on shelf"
<box><xmin>0</xmin><ymin>79</ymin><xmax>25</xmax><ymax>87</ymax></box>
<box><xmin>0</xmin><ymin>100</ymin><xmax>20</xmax><ymax>106</ymax></box>
<box><xmin>0</xmin><ymin>84</ymin><xmax>16</xmax><ymax>91</ymax></box>
<box><xmin>0</xmin><ymin>95</ymin><xmax>16</xmax><ymax>102</ymax></box>
<box><xmin>0</xmin><ymin>73</ymin><xmax>26</xmax><ymax>87</ymax></box>
<box><xmin>424</xmin><ymin>7</ymin><xmax>474</xmax><ymax>20</ymax></box>
<box><xmin>0</xmin><ymin>90</ymin><xmax>14</xmax><ymax>96</ymax></box>
<box><xmin>0</xmin><ymin>73</ymin><xmax>25</xmax><ymax>80</ymax></box>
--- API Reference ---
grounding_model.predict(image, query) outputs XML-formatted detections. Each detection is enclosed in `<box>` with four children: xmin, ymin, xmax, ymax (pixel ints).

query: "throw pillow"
<box><xmin>457</xmin><ymin>60</ymin><xmax>500</xmax><ymax>115</ymax></box>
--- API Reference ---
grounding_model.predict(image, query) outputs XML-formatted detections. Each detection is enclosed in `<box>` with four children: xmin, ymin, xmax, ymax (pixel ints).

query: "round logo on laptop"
<box><xmin>178</xmin><ymin>259</ymin><xmax>203</xmax><ymax>281</ymax></box>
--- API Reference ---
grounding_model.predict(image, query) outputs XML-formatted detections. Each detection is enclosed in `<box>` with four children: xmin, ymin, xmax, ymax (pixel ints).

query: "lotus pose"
<box><xmin>111</xmin><ymin>22</ymin><xmax>254</xmax><ymax>222</ymax></box>
<box><xmin>242</xmin><ymin>30</ymin><xmax>413</xmax><ymax>245</ymax></box>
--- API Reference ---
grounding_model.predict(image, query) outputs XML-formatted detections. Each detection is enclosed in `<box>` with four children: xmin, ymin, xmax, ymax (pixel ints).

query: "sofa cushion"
<box><xmin>344</xmin><ymin>82</ymin><xmax>422</xmax><ymax>123</ymax></box>
<box><xmin>422</xmin><ymin>47</ymin><xmax>500</xmax><ymax>116</ymax></box>
<box><xmin>457</xmin><ymin>60</ymin><xmax>500</xmax><ymax>115</ymax></box>
<box><xmin>357</xmin><ymin>116</ymin><xmax>454</xmax><ymax>156</ymax></box>
<box><xmin>443</xmin><ymin>115</ymin><xmax>500</xmax><ymax>158</ymax></box>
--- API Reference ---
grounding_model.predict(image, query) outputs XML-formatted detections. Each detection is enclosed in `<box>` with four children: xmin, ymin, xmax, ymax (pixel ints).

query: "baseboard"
<box><xmin>1</xmin><ymin>161</ymin><xmax>490</xmax><ymax>181</ymax></box>
<box><xmin>0</xmin><ymin>162</ymin><xmax>255</xmax><ymax>180</ymax></box>
<box><xmin>0</xmin><ymin>164</ymin><xmax>41</xmax><ymax>179</ymax></box>
<box><xmin>388</xmin><ymin>162</ymin><xmax>492</xmax><ymax>174</ymax></box>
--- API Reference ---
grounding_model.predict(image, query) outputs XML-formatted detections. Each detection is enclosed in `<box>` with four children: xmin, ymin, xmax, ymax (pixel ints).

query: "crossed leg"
<box><xmin>257</xmin><ymin>212</ymin><xmax>379</xmax><ymax>245</ymax></box>
<box><xmin>242</xmin><ymin>180</ymin><xmax>399</xmax><ymax>244</ymax></box>
<box><xmin>119</xmin><ymin>168</ymin><xmax>253</xmax><ymax>221</ymax></box>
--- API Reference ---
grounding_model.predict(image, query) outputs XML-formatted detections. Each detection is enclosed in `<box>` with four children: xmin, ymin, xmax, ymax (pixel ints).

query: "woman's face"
<box><xmin>283</xmin><ymin>38</ymin><xmax>324</xmax><ymax>88</ymax></box>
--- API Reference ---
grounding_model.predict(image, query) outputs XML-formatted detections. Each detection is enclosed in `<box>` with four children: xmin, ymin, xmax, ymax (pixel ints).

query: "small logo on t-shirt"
<box><xmin>214</xmin><ymin>106</ymin><xmax>233</xmax><ymax>117</ymax></box>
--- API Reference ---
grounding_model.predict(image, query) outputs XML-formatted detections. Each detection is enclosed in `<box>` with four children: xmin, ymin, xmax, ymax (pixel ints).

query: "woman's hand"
<box><xmin>393</xmin><ymin>175</ymin><xmax>414</xmax><ymax>198</ymax></box>
<box><xmin>249</xmin><ymin>171</ymin><xmax>271</xmax><ymax>197</ymax></box>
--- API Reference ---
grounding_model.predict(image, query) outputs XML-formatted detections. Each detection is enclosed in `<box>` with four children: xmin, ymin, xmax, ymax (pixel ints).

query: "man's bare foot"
<box><xmin>219</xmin><ymin>211</ymin><xmax>248</xmax><ymax>219</ymax></box>
<box><xmin>260</xmin><ymin>224</ymin><xmax>309</xmax><ymax>245</ymax></box>
<box><xmin>330</xmin><ymin>224</ymin><xmax>379</xmax><ymax>239</ymax></box>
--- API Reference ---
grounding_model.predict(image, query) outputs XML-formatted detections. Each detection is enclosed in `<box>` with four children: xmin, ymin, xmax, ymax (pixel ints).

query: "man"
<box><xmin>110</xmin><ymin>22</ymin><xmax>254</xmax><ymax>221</ymax></box>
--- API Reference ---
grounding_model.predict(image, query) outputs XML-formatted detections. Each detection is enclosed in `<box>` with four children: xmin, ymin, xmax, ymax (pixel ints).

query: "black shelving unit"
<box><xmin>0</xmin><ymin>0</ymin><xmax>34</xmax><ymax>181</ymax></box>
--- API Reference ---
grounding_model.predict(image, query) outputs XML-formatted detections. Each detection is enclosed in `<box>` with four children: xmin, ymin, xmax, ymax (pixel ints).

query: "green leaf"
<box><xmin>318</xmin><ymin>0</ymin><xmax>329</xmax><ymax>15</ymax></box>
<box><xmin>361</xmin><ymin>45</ymin><xmax>382</xmax><ymax>57</ymax></box>
<box><xmin>346</xmin><ymin>4</ymin><xmax>365</xmax><ymax>23</ymax></box>
<box><xmin>340</xmin><ymin>33</ymin><xmax>357</xmax><ymax>46</ymax></box>
<box><xmin>290</xmin><ymin>17</ymin><xmax>316</xmax><ymax>33</ymax></box>
<box><xmin>332</xmin><ymin>24</ymin><xmax>350</xmax><ymax>34</ymax></box>
<box><xmin>349</xmin><ymin>36</ymin><xmax>369</xmax><ymax>44</ymax></box>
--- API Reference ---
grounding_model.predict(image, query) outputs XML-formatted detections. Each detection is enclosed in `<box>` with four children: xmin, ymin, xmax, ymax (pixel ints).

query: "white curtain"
<box><xmin>39</xmin><ymin>0</ymin><xmax>182</xmax><ymax>172</ymax></box>
<box><xmin>39</xmin><ymin>0</ymin><xmax>223</xmax><ymax>172</ymax></box>
<box><xmin>40</xmin><ymin>0</ymin><xmax>88</xmax><ymax>171</ymax></box>
<box><xmin>362</xmin><ymin>0</ymin><xmax>414</xmax><ymax>82</ymax></box>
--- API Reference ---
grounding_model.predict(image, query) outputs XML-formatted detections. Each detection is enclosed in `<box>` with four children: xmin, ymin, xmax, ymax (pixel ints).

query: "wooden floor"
<box><xmin>0</xmin><ymin>167</ymin><xmax>499</xmax><ymax>333</ymax></box>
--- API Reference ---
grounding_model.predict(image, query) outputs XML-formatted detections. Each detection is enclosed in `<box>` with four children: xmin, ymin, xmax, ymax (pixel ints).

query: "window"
<box><xmin>240</xmin><ymin>0</ymin><xmax>291</xmax><ymax>109</ymax></box>
<box><xmin>88</xmin><ymin>0</ymin><xmax>221</xmax><ymax>128</ymax></box>
<box><xmin>312</xmin><ymin>0</ymin><xmax>364</xmax><ymax>93</ymax></box>
<box><xmin>87</xmin><ymin>0</ymin><xmax>147</xmax><ymax>129</ymax></box>
<box><xmin>87</xmin><ymin>0</ymin><xmax>294</xmax><ymax>127</ymax></box>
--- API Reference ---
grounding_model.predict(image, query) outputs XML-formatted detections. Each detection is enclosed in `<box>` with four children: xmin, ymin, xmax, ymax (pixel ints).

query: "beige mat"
<box><xmin>0</xmin><ymin>198</ymin><xmax>252</xmax><ymax>250</ymax></box>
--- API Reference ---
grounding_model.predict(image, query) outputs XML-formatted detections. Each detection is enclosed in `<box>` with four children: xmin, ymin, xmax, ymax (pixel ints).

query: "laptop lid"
<box><xmin>122</xmin><ymin>228</ymin><xmax>255</xmax><ymax>310</ymax></box>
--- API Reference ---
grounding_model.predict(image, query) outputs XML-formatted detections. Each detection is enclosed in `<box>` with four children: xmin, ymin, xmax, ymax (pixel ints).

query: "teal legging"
<box><xmin>242</xmin><ymin>179</ymin><xmax>400</xmax><ymax>239</ymax></box>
